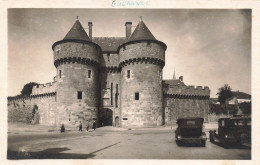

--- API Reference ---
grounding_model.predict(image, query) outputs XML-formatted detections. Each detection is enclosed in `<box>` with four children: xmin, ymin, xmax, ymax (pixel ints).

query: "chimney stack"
<box><xmin>88</xmin><ymin>22</ymin><xmax>93</xmax><ymax>41</ymax></box>
<box><xmin>125</xmin><ymin>22</ymin><xmax>132</xmax><ymax>40</ymax></box>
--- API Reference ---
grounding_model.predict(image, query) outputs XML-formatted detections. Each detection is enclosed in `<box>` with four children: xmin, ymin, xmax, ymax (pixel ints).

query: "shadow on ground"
<box><xmin>209</xmin><ymin>141</ymin><xmax>251</xmax><ymax>149</ymax></box>
<box><xmin>7</xmin><ymin>142</ymin><xmax>120</xmax><ymax>159</ymax></box>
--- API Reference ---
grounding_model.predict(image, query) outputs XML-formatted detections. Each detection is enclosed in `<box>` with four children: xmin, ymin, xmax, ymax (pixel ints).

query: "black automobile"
<box><xmin>209</xmin><ymin>116</ymin><xmax>251</xmax><ymax>148</ymax></box>
<box><xmin>175</xmin><ymin>117</ymin><xmax>207</xmax><ymax>147</ymax></box>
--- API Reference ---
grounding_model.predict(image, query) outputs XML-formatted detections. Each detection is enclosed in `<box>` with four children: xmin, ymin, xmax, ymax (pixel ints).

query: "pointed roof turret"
<box><xmin>63</xmin><ymin>19</ymin><xmax>91</xmax><ymax>41</ymax></box>
<box><xmin>127</xmin><ymin>16</ymin><xmax>156</xmax><ymax>42</ymax></box>
<box><xmin>52</xmin><ymin>19</ymin><xmax>101</xmax><ymax>51</ymax></box>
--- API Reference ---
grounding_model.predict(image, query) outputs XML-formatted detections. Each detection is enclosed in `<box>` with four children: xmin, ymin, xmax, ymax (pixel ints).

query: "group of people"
<box><xmin>78</xmin><ymin>120</ymin><xmax>96</xmax><ymax>132</ymax></box>
<box><xmin>60</xmin><ymin>120</ymin><xmax>97</xmax><ymax>133</ymax></box>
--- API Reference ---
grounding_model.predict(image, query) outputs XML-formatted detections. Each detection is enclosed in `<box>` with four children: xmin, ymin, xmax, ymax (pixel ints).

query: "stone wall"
<box><xmin>119</xmin><ymin>42</ymin><xmax>165</xmax><ymax>62</ymax></box>
<box><xmin>99</xmin><ymin>52</ymin><xmax>121</xmax><ymax>127</ymax></box>
<box><xmin>32</xmin><ymin>82</ymin><xmax>57</xmax><ymax>95</ymax></box>
<box><xmin>55</xmin><ymin>63</ymin><xmax>100</xmax><ymax>127</ymax></box>
<box><xmin>8</xmin><ymin>94</ymin><xmax>56</xmax><ymax>125</ymax></box>
<box><xmin>119</xmin><ymin>41</ymin><xmax>165</xmax><ymax>128</ymax></box>
<box><xmin>164</xmin><ymin>97</ymin><xmax>209</xmax><ymax>124</ymax></box>
<box><xmin>53</xmin><ymin>41</ymin><xmax>101</xmax><ymax>128</ymax></box>
<box><xmin>53</xmin><ymin>42</ymin><xmax>101</xmax><ymax>63</ymax></box>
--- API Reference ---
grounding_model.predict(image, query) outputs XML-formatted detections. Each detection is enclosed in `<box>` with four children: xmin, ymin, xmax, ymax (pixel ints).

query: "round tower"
<box><xmin>52</xmin><ymin>20</ymin><xmax>101</xmax><ymax>127</ymax></box>
<box><xmin>118</xmin><ymin>18</ymin><xmax>167</xmax><ymax>127</ymax></box>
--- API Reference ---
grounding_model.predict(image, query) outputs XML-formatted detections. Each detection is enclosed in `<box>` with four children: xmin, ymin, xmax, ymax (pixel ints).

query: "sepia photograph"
<box><xmin>3</xmin><ymin>6</ymin><xmax>256</xmax><ymax>162</ymax></box>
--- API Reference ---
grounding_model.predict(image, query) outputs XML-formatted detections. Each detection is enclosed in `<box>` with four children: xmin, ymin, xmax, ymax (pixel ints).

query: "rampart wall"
<box><xmin>8</xmin><ymin>92</ymin><xmax>57</xmax><ymax>125</ymax></box>
<box><xmin>163</xmin><ymin>85</ymin><xmax>210</xmax><ymax>123</ymax></box>
<box><xmin>32</xmin><ymin>82</ymin><xmax>57</xmax><ymax>95</ymax></box>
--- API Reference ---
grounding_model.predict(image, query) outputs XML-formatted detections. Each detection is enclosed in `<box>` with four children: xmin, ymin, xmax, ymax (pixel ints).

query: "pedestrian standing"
<box><xmin>86</xmin><ymin>120</ymin><xmax>89</xmax><ymax>132</ymax></box>
<box><xmin>79</xmin><ymin>121</ymin><xmax>83</xmax><ymax>132</ymax></box>
<box><xmin>60</xmin><ymin>124</ymin><xmax>65</xmax><ymax>133</ymax></box>
<box><xmin>93</xmin><ymin>120</ymin><xmax>96</xmax><ymax>131</ymax></box>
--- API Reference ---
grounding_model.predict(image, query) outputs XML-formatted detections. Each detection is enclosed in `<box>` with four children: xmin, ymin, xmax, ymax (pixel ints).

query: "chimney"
<box><xmin>88</xmin><ymin>22</ymin><xmax>93</xmax><ymax>41</ymax></box>
<box><xmin>125</xmin><ymin>22</ymin><xmax>132</xmax><ymax>40</ymax></box>
<box><xmin>179</xmin><ymin>76</ymin><xmax>183</xmax><ymax>82</ymax></box>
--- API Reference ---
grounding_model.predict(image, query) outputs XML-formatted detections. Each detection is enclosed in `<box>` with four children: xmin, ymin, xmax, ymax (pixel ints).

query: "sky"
<box><xmin>8</xmin><ymin>9</ymin><xmax>251</xmax><ymax>97</ymax></box>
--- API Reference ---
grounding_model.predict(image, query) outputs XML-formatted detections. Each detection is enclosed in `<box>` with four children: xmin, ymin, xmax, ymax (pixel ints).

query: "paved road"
<box><xmin>7</xmin><ymin>128</ymin><xmax>251</xmax><ymax>159</ymax></box>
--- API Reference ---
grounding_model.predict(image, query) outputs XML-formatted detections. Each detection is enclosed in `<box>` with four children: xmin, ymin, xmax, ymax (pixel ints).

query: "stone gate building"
<box><xmin>8</xmin><ymin>18</ymin><xmax>210</xmax><ymax>128</ymax></box>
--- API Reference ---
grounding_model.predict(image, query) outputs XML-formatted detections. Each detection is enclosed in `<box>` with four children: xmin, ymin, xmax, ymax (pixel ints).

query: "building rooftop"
<box><xmin>93</xmin><ymin>37</ymin><xmax>126</xmax><ymax>52</ymax></box>
<box><xmin>232</xmin><ymin>91</ymin><xmax>251</xmax><ymax>99</ymax></box>
<box><xmin>63</xmin><ymin>20</ymin><xmax>91</xmax><ymax>41</ymax></box>
<box><xmin>163</xmin><ymin>79</ymin><xmax>186</xmax><ymax>86</ymax></box>
<box><xmin>127</xmin><ymin>19</ymin><xmax>156</xmax><ymax>42</ymax></box>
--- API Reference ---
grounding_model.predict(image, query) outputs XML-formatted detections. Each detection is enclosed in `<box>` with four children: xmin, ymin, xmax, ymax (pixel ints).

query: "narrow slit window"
<box><xmin>59</xmin><ymin>70</ymin><xmax>62</xmax><ymax>78</ymax></box>
<box><xmin>111</xmin><ymin>83</ymin><xmax>113</xmax><ymax>105</ymax></box>
<box><xmin>77</xmin><ymin>91</ymin><xmax>82</xmax><ymax>100</ymax></box>
<box><xmin>104</xmin><ymin>81</ymin><xmax>107</xmax><ymax>89</ymax></box>
<box><xmin>135</xmin><ymin>92</ymin><xmax>139</xmax><ymax>100</ymax></box>
<box><xmin>88</xmin><ymin>70</ymin><xmax>91</xmax><ymax>78</ymax></box>
<box><xmin>107</xmin><ymin>53</ymin><xmax>110</xmax><ymax>62</ymax></box>
<box><xmin>127</xmin><ymin>70</ymin><xmax>130</xmax><ymax>79</ymax></box>
<box><xmin>115</xmin><ymin>84</ymin><xmax>119</xmax><ymax>107</ymax></box>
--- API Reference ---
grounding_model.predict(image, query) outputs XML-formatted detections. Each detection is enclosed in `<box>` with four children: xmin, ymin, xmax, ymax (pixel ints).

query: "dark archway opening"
<box><xmin>99</xmin><ymin>108</ymin><xmax>113</xmax><ymax>126</ymax></box>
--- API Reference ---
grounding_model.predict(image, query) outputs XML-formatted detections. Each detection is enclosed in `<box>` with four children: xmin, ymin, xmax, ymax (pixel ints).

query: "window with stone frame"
<box><xmin>135</xmin><ymin>92</ymin><xmax>139</xmax><ymax>100</ymax></box>
<box><xmin>127</xmin><ymin>70</ymin><xmax>130</xmax><ymax>78</ymax></box>
<box><xmin>88</xmin><ymin>70</ymin><xmax>92</xmax><ymax>78</ymax></box>
<box><xmin>77</xmin><ymin>91</ymin><xmax>82</xmax><ymax>100</ymax></box>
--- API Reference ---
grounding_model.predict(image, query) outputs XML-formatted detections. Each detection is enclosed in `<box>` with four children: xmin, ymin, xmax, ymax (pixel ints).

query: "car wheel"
<box><xmin>176</xmin><ymin>141</ymin><xmax>182</xmax><ymax>146</ymax></box>
<box><xmin>221</xmin><ymin>139</ymin><xmax>229</xmax><ymax>149</ymax></box>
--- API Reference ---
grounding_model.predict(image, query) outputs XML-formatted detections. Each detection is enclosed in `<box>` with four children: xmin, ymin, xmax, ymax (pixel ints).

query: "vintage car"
<box><xmin>175</xmin><ymin>117</ymin><xmax>207</xmax><ymax>147</ymax></box>
<box><xmin>209</xmin><ymin>116</ymin><xmax>251</xmax><ymax>148</ymax></box>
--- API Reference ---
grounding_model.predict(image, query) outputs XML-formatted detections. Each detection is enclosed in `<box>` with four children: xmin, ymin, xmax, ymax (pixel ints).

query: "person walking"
<box><xmin>86</xmin><ymin>120</ymin><xmax>89</xmax><ymax>132</ymax></box>
<box><xmin>79</xmin><ymin>121</ymin><xmax>83</xmax><ymax>132</ymax></box>
<box><xmin>93</xmin><ymin>120</ymin><xmax>97</xmax><ymax>131</ymax></box>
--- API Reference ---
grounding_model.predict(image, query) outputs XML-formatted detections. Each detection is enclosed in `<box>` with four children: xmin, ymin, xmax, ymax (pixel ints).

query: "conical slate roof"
<box><xmin>63</xmin><ymin>20</ymin><xmax>90</xmax><ymax>41</ymax></box>
<box><xmin>127</xmin><ymin>19</ymin><xmax>156</xmax><ymax>42</ymax></box>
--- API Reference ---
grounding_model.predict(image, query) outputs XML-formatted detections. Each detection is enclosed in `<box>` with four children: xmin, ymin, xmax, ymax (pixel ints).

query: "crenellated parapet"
<box><xmin>32</xmin><ymin>82</ymin><xmax>57</xmax><ymax>95</ymax></box>
<box><xmin>119</xmin><ymin>57</ymin><xmax>165</xmax><ymax>68</ymax></box>
<box><xmin>8</xmin><ymin>92</ymin><xmax>56</xmax><ymax>102</ymax></box>
<box><xmin>54</xmin><ymin>57</ymin><xmax>100</xmax><ymax>68</ymax></box>
<box><xmin>164</xmin><ymin>85</ymin><xmax>210</xmax><ymax>99</ymax></box>
<box><xmin>100</xmin><ymin>66</ymin><xmax>121</xmax><ymax>73</ymax></box>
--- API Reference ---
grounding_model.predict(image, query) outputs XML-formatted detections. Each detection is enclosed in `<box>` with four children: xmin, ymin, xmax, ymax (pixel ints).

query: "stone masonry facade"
<box><xmin>8</xmin><ymin>18</ymin><xmax>210</xmax><ymax>128</ymax></box>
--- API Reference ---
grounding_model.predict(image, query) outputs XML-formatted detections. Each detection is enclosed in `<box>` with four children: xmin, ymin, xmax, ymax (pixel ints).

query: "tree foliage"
<box><xmin>217</xmin><ymin>84</ymin><xmax>233</xmax><ymax>104</ymax></box>
<box><xmin>20</xmin><ymin>82</ymin><xmax>39</xmax><ymax>96</ymax></box>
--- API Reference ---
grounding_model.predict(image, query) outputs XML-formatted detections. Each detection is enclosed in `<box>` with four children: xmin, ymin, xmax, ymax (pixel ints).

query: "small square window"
<box><xmin>127</xmin><ymin>70</ymin><xmax>130</xmax><ymax>78</ymax></box>
<box><xmin>135</xmin><ymin>92</ymin><xmax>139</xmax><ymax>100</ymax></box>
<box><xmin>78</xmin><ymin>91</ymin><xmax>82</xmax><ymax>100</ymax></box>
<box><xmin>88</xmin><ymin>70</ymin><xmax>91</xmax><ymax>78</ymax></box>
